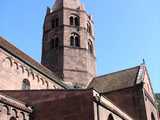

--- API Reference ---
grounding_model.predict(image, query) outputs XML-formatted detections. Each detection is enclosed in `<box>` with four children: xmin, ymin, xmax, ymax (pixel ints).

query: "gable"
<box><xmin>143</xmin><ymin>66</ymin><xmax>155</xmax><ymax>101</ymax></box>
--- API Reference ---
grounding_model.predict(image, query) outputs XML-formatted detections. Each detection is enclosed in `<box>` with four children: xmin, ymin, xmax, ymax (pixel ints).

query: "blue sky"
<box><xmin>0</xmin><ymin>0</ymin><xmax>160</xmax><ymax>92</ymax></box>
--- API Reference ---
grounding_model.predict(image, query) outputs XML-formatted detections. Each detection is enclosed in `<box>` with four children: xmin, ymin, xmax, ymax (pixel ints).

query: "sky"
<box><xmin>0</xmin><ymin>0</ymin><xmax>160</xmax><ymax>93</ymax></box>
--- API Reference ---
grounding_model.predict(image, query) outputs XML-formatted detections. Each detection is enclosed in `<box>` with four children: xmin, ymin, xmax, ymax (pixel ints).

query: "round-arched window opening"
<box><xmin>88</xmin><ymin>40</ymin><xmax>93</xmax><ymax>54</ymax></box>
<box><xmin>51</xmin><ymin>37</ymin><xmax>59</xmax><ymax>49</ymax></box>
<box><xmin>22</xmin><ymin>79</ymin><xmax>30</xmax><ymax>90</ymax></box>
<box><xmin>10</xmin><ymin>117</ymin><xmax>17</xmax><ymax>120</ymax></box>
<box><xmin>108</xmin><ymin>114</ymin><xmax>114</xmax><ymax>120</ymax></box>
<box><xmin>70</xmin><ymin>33</ymin><xmax>80</xmax><ymax>47</ymax></box>
<box><xmin>75</xmin><ymin>36</ymin><xmax>80</xmax><ymax>47</ymax></box>
<box><xmin>51</xmin><ymin>16</ymin><xmax>59</xmax><ymax>28</ymax></box>
<box><xmin>87</xmin><ymin>22</ymin><xmax>92</xmax><ymax>35</ymax></box>
<box><xmin>151</xmin><ymin>112</ymin><xmax>155</xmax><ymax>120</ymax></box>
<box><xmin>70</xmin><ymin>16</ymin><xmax>74</xmax><ymax>25</ymax></box>
<box><xmin>70</xmin><ymin>36</ymin><xmax>74</xmax><ymax>46</ymax></box>
<box><xmin>75</xmin><ymin>17</ymin><xmax>80</xmax><ymax>26</ymax></box>
<box><xmin>69</xmin><ymin>15</ymin><xmax>80</xmax><ymax>26</ymax></box>
<box><xmin>55</xmin><ymin>18</ymin><xmax>59</xmax><ymax>27</ymax></box>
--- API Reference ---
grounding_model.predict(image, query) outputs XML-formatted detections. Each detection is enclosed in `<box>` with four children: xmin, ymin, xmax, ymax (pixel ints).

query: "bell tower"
<box><xmin>41</xmin><ymin>0</ymin><xmax>96</xmax><ymax>88</ymax></box>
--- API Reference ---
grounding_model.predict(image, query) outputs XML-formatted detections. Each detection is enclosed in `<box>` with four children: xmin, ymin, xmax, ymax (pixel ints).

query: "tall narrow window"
<box><xmin>22</xmin><ymin>79</ymin><xmax>30</xmax><ymax>90</ymax></box>
<box><xmin>51</xmin><ymin>39</ymin><xmax>55</xmax><ymax>49</ymax></box>
<box><xmin>88</xmin><ymin>40</ymin><xmax>93</xmax><ymax>54</ymax></box>
<box><xmin>87</xmin><ymin>22</ymin><xmax>92</xmax><ymax>35</ymax></box>
<box><xmin>70</xmin><ymin>33</ymin><xmax>80</xmax><ymax>47</ymax></box>
<box><xmin>75</xmin><ymin>36</ymin><xmax>80</xmax><ymax>47</ymax></box>
<box><xmin>55</xmin><ymin>18</ymin><xmax>59</xmax><ymax>27</ymax></box>
<box><xmin>51</xmin><ymin>17</ymin><xmax>59</xmax><ymax>28</ymax></box>
<box><xmin>69</xmin><ymin>15</ymin><xmax>80</xmax><ymax>26</ymax></box>
<box><xmin>51</xmin><ymin>37</ymin><xmax>59</xmax><ymax>49</ymax></box>
<box><xmin>70</xmin><ymin>36</ymin><xmax>74</xmax><ymax>46</ymax></box>
<box><xmin>75</xmin><ymin>17</ymin><xmax>80</xmax><ymax>26</ymax></box>
<box><xmin>70</xmin><ymin>16</ymin><xmax>74</xmax><ymax>25</ymax></box>
<box><xmin>55</xmin><ymin>37</ymin><xmax>59</xmax><ymax>48</ymax></box>
<box><xmin>52</xmin><ymin>19</ymin><xmax>55</xmax><ymax>28</ymax></box>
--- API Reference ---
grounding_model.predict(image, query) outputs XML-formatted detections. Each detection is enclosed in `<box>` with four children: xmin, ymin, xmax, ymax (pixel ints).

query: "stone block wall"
<box><xmin>103</xmin><ymin>86</ymin><xmax>147</xmax><ymax>120</ymax></box>
<box><xmin>0</xmin><ymin>48</ymin><xmax>63</xmax><ymax>90</ymax></box>
<box><xmin>144</xmin><ymin>90</ymin><xmax>159</xmax><ymax>120</ymax></box>
<box><xmin>0</xmin><ymin>94</ymin><xmax>31</xmax><ymax>120</ymax></box>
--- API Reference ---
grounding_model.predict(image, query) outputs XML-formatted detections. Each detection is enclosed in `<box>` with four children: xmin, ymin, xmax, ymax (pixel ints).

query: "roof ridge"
<box><xmin>0</xmin><ymin>36</ymin><xmax>69</xmax><ymax>88</ymax></box>
<box><xmin>95</xmin><ymin>65</ymin><xmax>140</xmax><ymax>79</ymax></box>
<box><xmin>0</xmin><ymin>89</ymin><xmax>92</xmax><ymax>92</ymax></box>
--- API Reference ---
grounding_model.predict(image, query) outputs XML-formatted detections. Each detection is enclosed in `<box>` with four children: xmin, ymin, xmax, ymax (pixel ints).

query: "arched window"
<box><xmin>70</xmin><ymin>33</ymin><xmax>80</xmax><ymax>47</ymax></box>
<box><xmin>69</xmin><ymin>15</ymin><xmax>80</xmax><ymax>26</ymax></box>
<box><xmin>51</xmin><ymin>17</ymin><xmax>59</xmax><ymax>28</ymax></box>
<box><xmin>55</xmin><ymin>37</ymin><xmax>59</xmax><ymax>48</ymax></box>
<box><xmin>22</xmin><ymin>79</ymin><xmax>30</xmax><ymax>90</ymax></box>
<box><xmin>70</xmin><ymin>36</ymin><xmax>74</xmax><ymax>46</ymax></box>
<box><xmin>10</xmin><ymin>117</ymin><xmax>17</xmax><ymax>120</ymax></box>
<box><xmin>87</xmin><ymin>22</ymin><xmax>92</xmax><ymax>35</ymax></box>
<box><xmin>70</xmin><ymin>16</ymin><xmax>74</xmax><ymax>25</ymax></box>
<box><xmin>151</xmin><ymin>112</ymin><xmax>155</xmax><ymax>120</ymax></box>
<box><xmin>51</xmin><ymin>37</ymin><xmax>59</xmax><ymax>49</ymax></box>
<box><xmin>55</xmin><ymin>18</ymin><xmax>59</xmax><ymax>27</ymax></box>
<box><xmin>88</xmin><ymin>40</ymin><xmax>93</xmax><ymax>54</ymax></box>
<box><xmin>107</xmin><ymin>114</ymin><xmax>114</xmax><ymax>120</ymax></box>
<box><xmin>52</xmin><ymin>19</ymin><xmax>55</xmax><ymax>28</ymax></box>
<box><xmin>75</xmin><ymin>36</ymin><xmax>80</xmax><ymax>47</ymax></box>
<box><xmin>75</xmin><ymin>17</ymin><xmax>80</xmax><ymax>26</ymax></box>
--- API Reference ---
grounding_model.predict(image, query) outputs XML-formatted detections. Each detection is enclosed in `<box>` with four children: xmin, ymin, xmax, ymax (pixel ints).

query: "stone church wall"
<box><xmin>0</xmin><ymin>94</ymin><xmax>31</xmax><ymax>120</ymax></box>
<box><xmin>97</xmin><ymin>105</ymin><xmax>124</xmax><ymax>120</ymax></box>
<box><xmin>62</xmin><ymin>8</ymin><xmax>96</xmax><ymax>86</ymax></box>
<box><xmin>0</xmin><ymin>104</ymin><xmax>29</xmax><ymax>120</ymax></box>
<box><xmin>0</xmin><ymin>48</ymin><xmax>63</xmax><ymax>90</ymax></box>
<box><xmin>144</xmin><ymin>90</ymin><xmax>159</xmax><ymax>120</ymax></box>
<box><xmin>103</xmin><ymin>86</ymin><xmax>147</xmax><ymax>120</ymax></box>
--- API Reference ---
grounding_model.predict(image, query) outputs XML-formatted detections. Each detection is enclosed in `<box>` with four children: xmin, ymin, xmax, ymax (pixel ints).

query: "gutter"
<box><xmin>93</xmin><ymin>90</ymin><xmax>133</xmax><ymax>120</ymax></box>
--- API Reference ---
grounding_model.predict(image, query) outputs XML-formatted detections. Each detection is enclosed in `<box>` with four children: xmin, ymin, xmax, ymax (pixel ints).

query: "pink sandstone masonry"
<box><xmin>0</xmin><ymin>48</ymin><xmax>63</xmax><ymax>90</ymax></box>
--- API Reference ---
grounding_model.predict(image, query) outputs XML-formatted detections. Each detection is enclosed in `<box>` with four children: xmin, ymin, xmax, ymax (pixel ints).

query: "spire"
<box><xmin>52</xmin><ymin>0</ymin><xmax>81</xmax><ymax>10</ymax></box>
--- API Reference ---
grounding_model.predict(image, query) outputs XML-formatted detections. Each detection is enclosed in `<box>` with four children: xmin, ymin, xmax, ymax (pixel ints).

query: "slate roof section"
<box><xmin>88</xmin><ymin>66</ymin><xmax>140</xmax><ymax>93</ymax></box>
<box><xmin>0</xmin><ymin>36</ymin><xmax>69</xmax><ymax>89</ymax></box>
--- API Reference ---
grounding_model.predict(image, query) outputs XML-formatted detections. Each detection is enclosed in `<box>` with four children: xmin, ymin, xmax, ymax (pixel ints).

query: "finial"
<box><xmin>142</xmin><ymin>58</ymin><xmax>145</xmax><ymax>64</ymax></box>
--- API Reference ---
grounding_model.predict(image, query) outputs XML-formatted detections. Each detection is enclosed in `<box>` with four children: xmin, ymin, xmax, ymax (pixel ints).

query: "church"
<box><xmin>0</xmin><ymin>0</ymin><xmax>159</xmax><ymax>120</ymax></box>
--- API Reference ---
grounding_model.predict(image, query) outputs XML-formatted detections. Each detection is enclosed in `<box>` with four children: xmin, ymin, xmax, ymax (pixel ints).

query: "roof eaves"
<box><xmin>0</xmin><ymin>36</ymin><xmax>69</xmax><ymax>89</ymax></box>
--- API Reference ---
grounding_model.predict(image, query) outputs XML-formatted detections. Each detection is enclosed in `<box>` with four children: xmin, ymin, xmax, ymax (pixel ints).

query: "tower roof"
<box><xmin>52</xmin><ymin>0</ymin><xmax>81</xmax><ymax>10</ymax></box>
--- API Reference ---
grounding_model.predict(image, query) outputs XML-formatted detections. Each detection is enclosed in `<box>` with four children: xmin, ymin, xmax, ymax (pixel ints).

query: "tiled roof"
<box><xmin>0</xmin><ymin>37</ymin><xmax>69</xmax><ymax>89</ymax></box>
<box><xmin>88</xmin><ymin>66</ymin><xmax>140</xmax><ymax>93</ymax></box>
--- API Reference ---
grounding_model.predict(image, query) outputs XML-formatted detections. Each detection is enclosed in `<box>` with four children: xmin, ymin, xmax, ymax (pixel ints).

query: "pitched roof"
<box><xmin>88</xmin><ymin>66</ymin><xmax>140</xmax><ymax>93</ymax></box>
<box><xmin>0</xmin><ymin>36</ymin><xmax>69</xmax><ymax>89</ymax></box>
